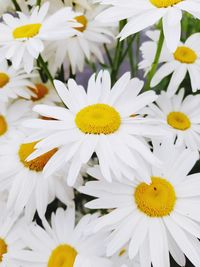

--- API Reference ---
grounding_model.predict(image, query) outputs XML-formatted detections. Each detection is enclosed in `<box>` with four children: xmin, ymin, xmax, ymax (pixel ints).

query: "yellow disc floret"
<box><xmin>13</xmin><ymin>24</ymin><xmax>42</xmax><ymax>39</ymax></box>
<box><xmin>0</xmin><ymin>116</ymin><xmax>7</xmax><ymax>136</ymax></box>
<box><xmin>174</xmin><ymin>46</ymin><xmax>197</xmax><ymax>64</ymax></box>
<box><xmin>150</xmin><ymin>0</ymin><xmax>181</xmax><ymax>7</ymax></box>
<box><xmin>48</xmin><ymin>245</ymin><xmax>77</xmax><ymax>267</ymax></box>
<box><xmin>167</xmin><ymin>111</ymin><xmax>191</xmax><ymax>130</ymax></box>
<box><xmin>0</xmin><ymin>238</ymin><xmax>7</xmax><ymax>262</ymax></box>
<box><xmin>134</xmin><ymin>177</ymin><xmax>176</xmax><ymax>217</ymax></box>
<box><xmin>0</xmin><ymin>73</ymin><xmax>9</xmax><ymax>88</ymax></box>
<box><xmin>75</xmin><ymin>104</ymin><xmax>121</xmax><ymax>135</ymax></box>
<box><xmin>18</xmin><ymin>141</ymin><xmax>57</xmax><ymax>172</ymax></box>
<box><xmin>30</xmin><ymin>83</ymin><xmax>49</xmax><ymax>101</ymax></box>
<box><xmin>74</xmin><ymin>15</ymin><xmax>88</xmax><ymax>32</ymax></box>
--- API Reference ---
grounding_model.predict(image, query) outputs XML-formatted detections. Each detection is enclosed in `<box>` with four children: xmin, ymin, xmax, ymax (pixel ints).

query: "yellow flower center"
<box><xmin>30</xmin><ymin>83</ymin><xmax>49</xmax><ymax>101</ymax></box>
<box><xmin>0</xmin><ymin>116</ymin><xmax>7</xmax><ymax>136</ymax></box>
<box><xmin>74</xmin><ymin>15</ymin><xmax>88</xmax><ymax>32</ymax></box>
<box><xmin>167</xmin><ymin>111</ymin><xmax>191</xmax><ymax>130</ymax></box>
<box><xmin>134</xmin><ymin>177</ymin><xmax>176</xmax><ymax>217</ymax></box>
<box><xmin>0</xmin><ymin>73</ymin><xmax>10</xmax><ymax>88</ymax></box>
<box><xmin>13</xmin><ymin>24</ymin><xmax>42</xmax><ymax>39</ymax></box>
<box><xmin>174</xmin><ymin>46</ymin><xmax>197</xmax><ymax>64</ymax></box>
<box><xmin>0</xmin><ymin>238</ymin><xmax>7</xmax><ymax>262</ymax></box>
<box><xmin>48</xmin><ymin>245</ymin><xmax>77</xmax><ymax>267</ymax></box>
<box><xmin>18</xmin><ymin>141</ymin><xmax>57</xmax><ymax>172</ymax></box>
<box><xmin>75</xmin><ymin>104</ymin><xmax>121</xmax><ymax>135</ymax></box>
<box><xmin>150</xmin><ymin>0</ymin><xmax>181</xmax><ymax>7</ymax></box>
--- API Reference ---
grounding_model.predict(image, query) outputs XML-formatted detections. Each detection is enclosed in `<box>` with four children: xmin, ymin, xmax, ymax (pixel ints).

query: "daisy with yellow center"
<box><xmin>0</xmin><ymin>3</ymin><xmax>79</xmax><ymax>73</ymax></box>
<box><xmin>44</xmin><ymin>2</ymin><xmax>115</xmax><ymax>75</ymax></box>
<box><xmin>24</xmin><ymin>70</ymin><xmax>163</xmax><ymax>186</ymax></box>
<box><xmin>80</xmin><ymin>142</ymin><xmax>200</xmax><ymax>267</ymax></box>
<box><xmin>28</xmin><ymin>79</ymin><xmax>61</xmax><ymax>105</ymax></box>
<box><xmin>0</xmin><ymin>133</ymin><xmax>74</xmax><ymax>221</ymax></box>
<box><xmin>12</xmin><ymin>208</ymin><xmax>112</xmax><ymax>267</ymax></box>
<box><xmin>145</xmin><ymin>89</ymin><xmax>200</xmax><ymax>150</ymax></box>
<box><xmin>96</xmin><ymin>0</ymin><xmax>200</xmax><ymax>52</ymax></box>
<box><xmin>0</xmin><ymin>60</ymin><xmax>36</xmax><ymax>102</ymax></box>
<box><xmin>147</xmin><ymin>32</ymin><xmax>200</xmax><ymax>95</ymax></box>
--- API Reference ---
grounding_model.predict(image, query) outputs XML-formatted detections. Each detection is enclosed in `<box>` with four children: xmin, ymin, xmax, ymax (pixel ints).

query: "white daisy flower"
<box><xmin>24</xmin><ymin>70</ymin><xmax>164</xmax><ymax>186</ymax></box>
<box><xmin>150</xmin><ymin>33</ymin><xmax>200</xmax><ymax>95</ymax></box>
<box><xmin>79</xmin><ymin>141</ymin><xmax>200</xmax><ymax>267</ymax></box>
<box><xmin>44</xmin><ymin>3</ymin><xmax>115</xmax><ymax>75</ymax></box>
<box><xmin>0</xmin><ymin>99</ymin><xmax>35</xmax><ymax>141</ymax></box>
<box><xmin>0</xmin><ymin>133</ymin><xmax>74</xmax><ymax>221</ymax></box>
<box><xmin>145</xmin><ymin>89</ymin><xmax>200</xmax><ymax>150</ymax></box>
<box><xmin>28</xmin><ymin>78</ymin><xmax>61</xmax><ymax>105</ymax></box>
<box><xmin>11</xmin><ymin>207</ymin><xmax>112</xmax><ymax>267</ymax></box>
<box><xmin>96</xmin><ymin>0</ymin><xmax>200</xmax><ymax>51</ymax></box>
<box><xmin>0</xmin><ymin>60</ymin><xmax>36</xmax><ymax>102</ymax></box>
<box><xmin>0</xmin><ymin>3</ymin><xmax>79</xmax><ymax>73</ymax></box>
<box><xmin>0</xmin><ymin>201</ymin><xmax>26</xmax><ymax>267</ymax></box>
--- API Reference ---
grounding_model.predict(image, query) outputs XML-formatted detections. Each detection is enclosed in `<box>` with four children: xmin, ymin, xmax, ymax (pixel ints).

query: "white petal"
<box><xmin>163</xmin><ymin>8</ymin><xmax>182</xmax><ymax>52</ymax></box>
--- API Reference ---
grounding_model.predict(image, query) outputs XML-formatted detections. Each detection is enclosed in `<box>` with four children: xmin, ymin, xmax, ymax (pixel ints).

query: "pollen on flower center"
<box><xmin>48</xmin><ymin>245</ymin><xmax>77</xmax><ymax>267</ymax></box>
<box><xmin>150</xmin><ymin>0</ymin><xmax>181</xmax><ymax>7</ymax></box>
<box><xmin>30</xmin><ymin>83</ymin><xmax>49</xmax><ymax>101</ymax></box>
<box><xmin>75</xmin><ymin>104</ymin><xmax>121</xmax><ymax>135</ymax></box>
<box><xmin>167</xmin><ymin>111</ymin><xmax>191</xmax><ymax>130</ymax></box>
<box><xmin>134</xmin><ymin>177</ymin><xmax>176</xmax><ymax>217</ymax></box>
<box><xmin>13</xmin><ymin>23</ymin><xmax>42</xmax><ymax>39</ymax></box>
<box><xmin>0</xmin><ymin>238</ymin><xmax>7</xmax><ymax>262</ymax></box>
<box><xmin>74</xmin><ymin>15</ymin><xmax>88</xmax><ymax>32</ymax></box>
<box><xmin>0</xmin><ymin>73</ymin><xmax>10</xmax><ymax>88</ymax></box>
<box><xmin>18</xmin><ymin>141</ymin><xmax>57</xmax><ymax>172</ymax></box>
<box><xmin>174</xmin><ymin>46</ymin><xmax>197</xmax><ymax>64</ymax></box>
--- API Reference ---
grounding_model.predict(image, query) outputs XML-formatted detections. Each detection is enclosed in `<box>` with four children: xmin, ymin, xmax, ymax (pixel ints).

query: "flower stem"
<box><xmin>37</xmin><ymin>55</ymin><xmax>54</xmax><ymax>86</ymax></box>
<box><xmin>111</xmin><ymin>20</ymin><xmax>126</xmax><ymax>84</ymax></box>
<box><xmin>120</xmin><ymin>34</ymin><xmax>136</xmax><ymax>62</ymax></box>
<box><xmin>144</xmin><ymin>25</ymin><xmax>164</xmax><ymax>91</ymax></box>
<box><xmin>36</xmin><ymin>0</ymin><xmax>42</xmax><ymax>6</ymax></box>
<box><xmin>11</xmin><ymin>0</ymin><xmax>21</xmax><ymax>11</ymax></box>
<box><xmin>104</xmin><ymin>44</ymin><xmax>113</xmax><ymax>66</ymax></box>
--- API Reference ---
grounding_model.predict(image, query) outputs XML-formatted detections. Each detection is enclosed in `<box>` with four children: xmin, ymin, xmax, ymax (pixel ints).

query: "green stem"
<box><xmin>37</xmin><ymin>55</ymin><xmax>54</xmax><ymax>86</ymax></box>
<box><xmin>144</xmin><ymin>26</ymin><xmax>164</xmax><ymax>91</ymax></box>
<box><xmin>36</xmin><ymin>0</ymin><xmax>42</xmax><ymax>6</ymax></box>
<box><xmin>111</xmin><ymin>20</ymin><xmax>126</xmax><ymax>84</ymax></box>
<box><xmin>120</xmin><ymin>34</ymin><xmax>136</xmax><ymax>62</ymax></box>
<box><xmin>128</xmin><ymin>37</ymin><xmax>135</xmax><ymax>76</ymax></box>
<box><xmin>104</xmin><ymin>44</ymin><xmax>113</xmax><ymax>66</ymax></box>
<box><xmin>11</xmin><ymin>0</ymin><xmax>21</xmax><ymax>11</ymax></box>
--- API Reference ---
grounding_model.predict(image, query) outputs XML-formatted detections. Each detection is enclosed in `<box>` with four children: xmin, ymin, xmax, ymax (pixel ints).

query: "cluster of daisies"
<box><xmin>0</xmin><ymin>0</ymin><xmax>200</xmax><ymax>267</ymax></box>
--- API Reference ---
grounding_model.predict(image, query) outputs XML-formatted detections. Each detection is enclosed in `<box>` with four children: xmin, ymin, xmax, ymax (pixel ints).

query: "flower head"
<box><xmin>24</xmin><ymin>70</ymin><xmax>163</xmax><ymax>186</ymax></box>
<box><xmin>11</xmin><ymin>207</ymin><xmax>112</xmax><ymax>267</ymax></box>
<box><xmin>80</xmin><ymin>141</ymin><xmax>200</xmax><ymax>267</ymax></box>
